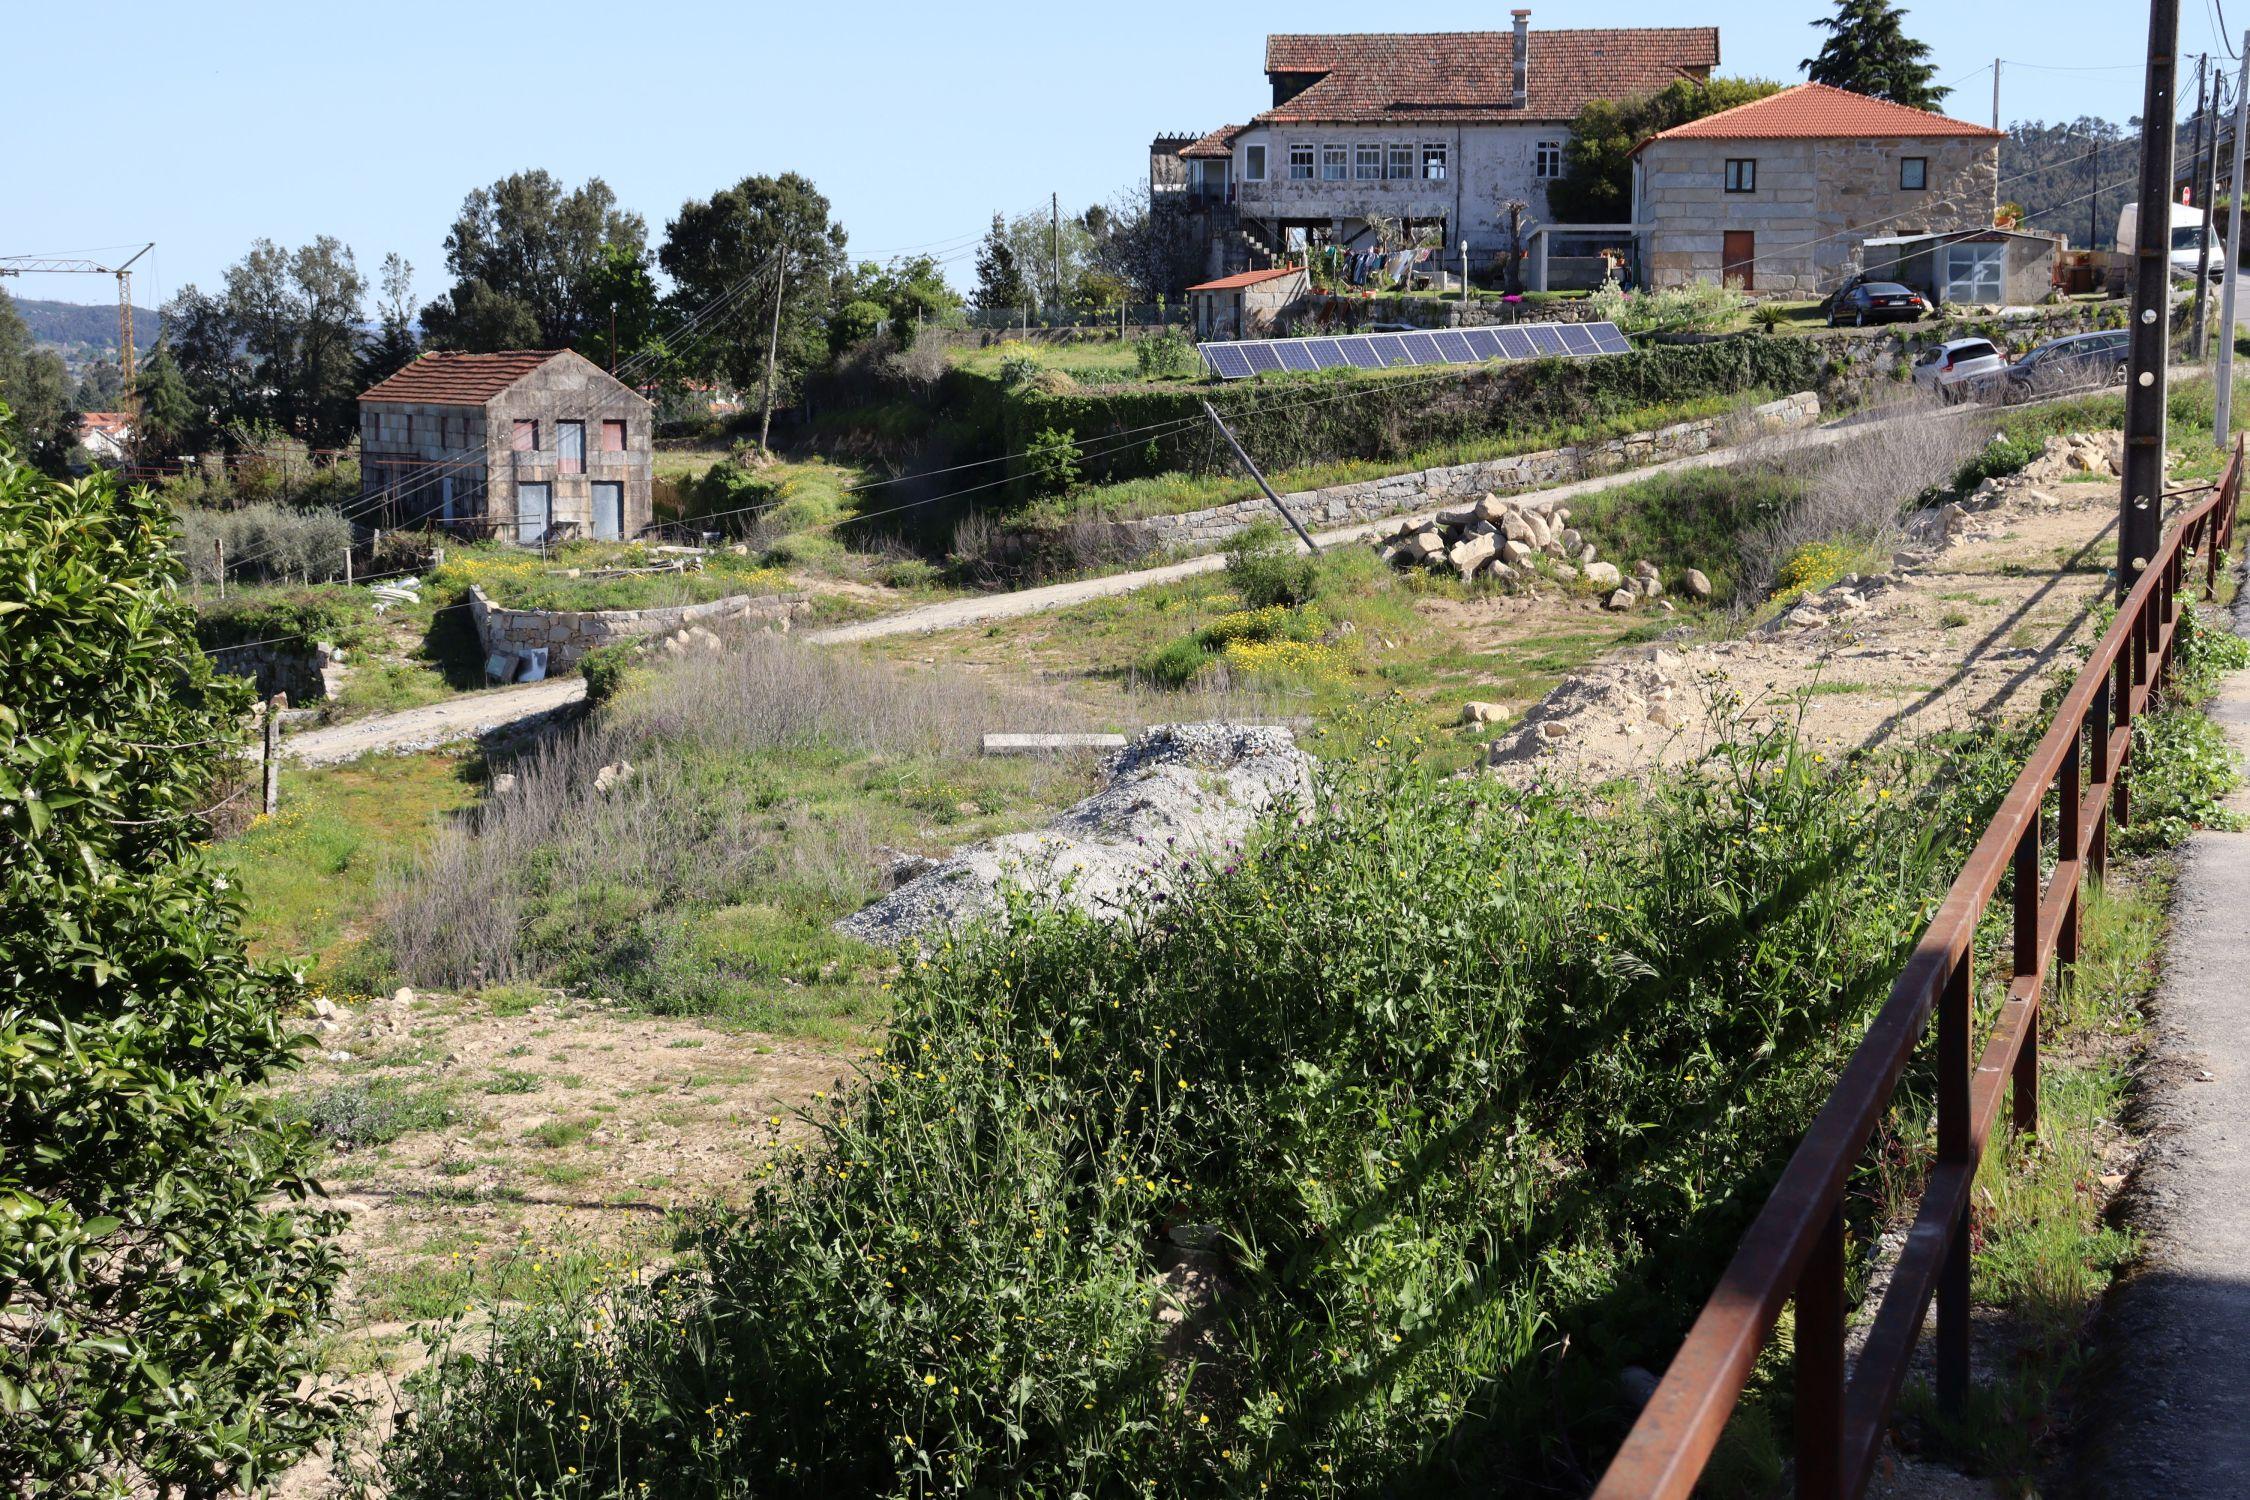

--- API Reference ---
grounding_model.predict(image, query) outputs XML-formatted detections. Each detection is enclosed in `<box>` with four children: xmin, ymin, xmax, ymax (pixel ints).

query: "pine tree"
<box><xmin>973</xmin><ymin>213</ymin><xmax>1029</xmax><ymax>313</ymax></box>
<box><xmin>1803</xmin><ymin>0</ymin><xmax>1948</xmax><ymax>111</ymax></box>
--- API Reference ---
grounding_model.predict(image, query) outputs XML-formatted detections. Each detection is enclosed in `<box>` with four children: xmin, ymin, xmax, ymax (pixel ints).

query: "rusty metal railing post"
<box><xmin>2060</xmin><ymin>725</ymin><xmax>2084</xmax><ymax>967</ymax></box>
<box><xmin>2114</xmin><ymin>641</ymin><xmax>2136</xmax><ymax>831</ymax></box>
<box><xmin>1935</xmin><ymin>953</ymin><xmax>1973</xmax><ymax>1413</ymax></box>
<box><xmin>2088</xmin><ymin>686</ymin><xmax>2112</xmax><ymax>879</ymax></box>
<box><xmin>1795</xmin><ymin>1202</ymin><xmax>1846</xmax><ymax>1500</ymax></box>
<box><xmin>2012</xmin><ymin>815</ymin><xmax>2042</xmax><ymax>1137</ymax></box>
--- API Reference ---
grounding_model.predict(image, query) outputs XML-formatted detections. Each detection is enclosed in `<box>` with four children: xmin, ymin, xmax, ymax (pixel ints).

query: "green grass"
<box><xmin>428</xmin><ymin>540</ymin><xmax>795</xmax><ymax>612</ymax></box>
<box><xmin>213</xmin><ymin>752</ymin><xmax>480</xmax><ymax>990</ymax></box>
<box><xmin>1034</xmin><ymin>389</ymin><xmax>1771</xmax><ymax>524</ymax></box>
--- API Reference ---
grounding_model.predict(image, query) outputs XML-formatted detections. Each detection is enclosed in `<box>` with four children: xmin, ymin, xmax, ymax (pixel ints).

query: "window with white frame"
<box><xmin>1322</xmin><ymin>144</ymin><xmax>1348</xmax><ymax>181</ymax></box>
<box><xmin>1356</xmin><ymin>143</ymin><xmax>1383</xmax><ymax>180</ymax></box>
<box><xmin>1535</xmin><ymin>139</ymin><xmax>1564</xmax><ymax>179</ymax></box>
<box><xmin>1422</xmin><ymin>142</ymin><xmax>1449</xmax><ymax>181</ymax></box>
<box><xmin>1724</xmin><ymin>158</ymin><xmax>1757</xmax><ymax>193</ymax></box>
<box><xmin>1244</xmin><ymin>143</ymin><xmax>1267</xmax><ymax>182</ymax></box>
<box><xmin>1388</xmin><ymin>143</ymin><xmax>1414</xmax><ymax>179</ymax></box>
<box><xmin>1289</xmin><ymin>143</ymin><xmax>1314</xmax><ymax>180</ymax></box>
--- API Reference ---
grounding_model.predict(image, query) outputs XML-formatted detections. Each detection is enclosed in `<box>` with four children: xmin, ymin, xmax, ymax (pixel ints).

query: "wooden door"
<box><xmin>1723</xmin><ymin>231</ymin><xmax>1756</xmax><ymax>291</ymax></box>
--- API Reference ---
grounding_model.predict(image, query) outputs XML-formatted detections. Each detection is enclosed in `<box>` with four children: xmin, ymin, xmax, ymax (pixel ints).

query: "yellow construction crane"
<box><xmin>0</xmin><ymin>243</ymin><xmax>156</xmax><ymax>390</ymax></box>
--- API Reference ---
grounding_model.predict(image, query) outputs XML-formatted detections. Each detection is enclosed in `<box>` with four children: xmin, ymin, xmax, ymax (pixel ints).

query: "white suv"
<box><xmin>1912</xmin><ymin>338</ymin><xmax>2007</xmax><ymax>401</ymax></box>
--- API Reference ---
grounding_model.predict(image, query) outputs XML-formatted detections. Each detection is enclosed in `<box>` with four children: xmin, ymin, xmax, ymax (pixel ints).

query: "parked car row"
<box><xmin>1910</xmin><ymin>329</ymin><xmax>2131</xmax><ymax>403</ymax></box>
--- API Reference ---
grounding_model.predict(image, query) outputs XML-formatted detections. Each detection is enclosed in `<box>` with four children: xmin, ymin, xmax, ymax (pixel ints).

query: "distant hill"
<box><xmin>7</xmin><ymin>296</ymin><xmax>161</xmax><ymax>353</ymax></box>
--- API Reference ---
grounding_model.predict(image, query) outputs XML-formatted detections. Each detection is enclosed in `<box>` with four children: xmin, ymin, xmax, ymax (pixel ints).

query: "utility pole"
<box><xmin>2122</xmin><ymin>0</ymin><xmax>2182</xmax><ymax>600</ymax></box>
<box><xmin>1050</xmin><ymin>192</ymin><xmax>1061</xmax><ymax>321</ymax></box>
<box><xmin>1201</xmin><ymin>400</ymin><xmax>1320</xmax><ymax>554</ymax></box>
<box><xmin>1992</xmin><ymin>57</ymin><xmax>2003</xmax><ymax>132</ymax></box>
<box><xmin>758</xmin><ymin>252</ymin><xmax>788</xmax><ymax>456</ymax></box>
<box><xmin>2091</xmin><ymin>128</ymin><xmax>2103</xmax><ymax>257</ymax></box>
<box><xmin>2194</xmin><ymin>57</ymin><xmax>2222</xmax><ymax>356</ymax></box>
<box><xmin>2217</xmin><ymin>33</ymin><xmax>2250</xmax><ymax>444</ymax></box>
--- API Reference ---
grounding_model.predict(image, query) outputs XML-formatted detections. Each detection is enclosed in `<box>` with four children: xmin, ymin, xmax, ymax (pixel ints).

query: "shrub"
<box><xmin>173</xmin><ymin>501</ymin><xmax>353</xmax><ymax>585</ymax></box>
<box><xmin>578</xmin><ymin>641</ymin><xmax>638</xmax><ymax>706</ymax></box>
<box><xmin>996</xmin><ymin>345</ymin><xmax>1046</xmax><ymax>387</ymax></box>
<box><xmin>1134</xmin><ymin>329</ymin><xmax>1196</xmax><ymax>379</ymax></box>
<box><xmin>1224</xmin><ymin>519</ymin><xmax>1319</xmax><ymax>609</ymax></box>
<box><xmin>195</xmin><ymin>584</ymin><xmax>376</xmax><ymax>653</ymax></box>
<box><xmin>1026</xmin><ymin>426</ymin><xmax>1083</xmax><ymax>496</ymax></box>
<box><xmin>377</xmin><ymin>719</ymin><xmax>2028</xmax><ymax>1497</ymax></box>
<box><xmin>0</xmin><ymin>404</ymin><xmax>345</xmax><ymax>1487</ymax></box>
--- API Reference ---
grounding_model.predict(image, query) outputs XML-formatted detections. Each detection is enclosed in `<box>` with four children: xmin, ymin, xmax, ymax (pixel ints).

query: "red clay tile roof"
<box><xmin>358</xmin><ymin>350</ymin><xmax>568</xmax><ymax>406</ymax></box>
<box><xmin>1188</xmin><ymin>267</ymin><xmax>1306</xmax><ymax>291</ymax></box>
<box><xmin>77</xmin><ymin>411</ymin><xmax>132</xmax><ymax>432</ymax></box>
<box><xmin>1181</xmin><ymin>124</ymin><xmax>1247</xmax><ymax>159</ymax></box>
<box><xmin>1640</xmin><ymin>82</ymin><xmax>2004</xmax><ymax>145</ymax></box>
<box><xmin>1256</xmin><ymin>28</ymin><xmax>1719</xmax><ymax>125</ymax></box>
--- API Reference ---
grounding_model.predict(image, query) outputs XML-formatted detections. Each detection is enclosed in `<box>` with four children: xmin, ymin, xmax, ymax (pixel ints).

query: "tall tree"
<box><xmin>973</xmin><ymin>213</ymin><xmax>1029</xmax><ymax>312</ymax></box>
<box><xmin>360</xmin><ymin>251</ymin><xmax>421</xmax><ymax>388</ymax></box>
<box><xmin>0</xmin><ymin>290</ymin><xmax>76</xmax><ymax>470</ymax></box>
<box><xmin>155</xmin><ymin>284</ymin><xmax>250</xmax><ymax>449</ymax></box>
<box><xmin>130</xmin><ymin>341</ymin><xmax>198</xmax><ymax>460</ymax></box>
<box><xmin>1549</xmin><ymin>76</ymin><xmax>1784</xmax><ymax>223</ymax></box>
<box><xmin>421</xmin><ymin>170</ymin><xmax>649</xmax><ymax>352</ymax></box>
<box><xmin>221</xmin><ymin>237</ymin><xmax>366</xmax><ymax>448</ymax></box>
<box><xmin>1803</xmin><ymin>0</ymin><xmax>1948</xmax><ymax>110</ymax></box>
<box><xmin>659</xmin><ymin>172</ymin><xmax>848</xmax><ymax>407</ymax></box>
<box><xmin>1085</xmin><ymin>184</ymin><xmax>1206</xmax><ymax>302</ymax></box>
<box><xmin>580</xmin><ymin>241</ymin><xmax>662</xmax><ymax>372</ymax></box>
<box><xmin>71</xmin><ymin>360</ymin><xmax>124</xmax><ymax>412</ymax></box>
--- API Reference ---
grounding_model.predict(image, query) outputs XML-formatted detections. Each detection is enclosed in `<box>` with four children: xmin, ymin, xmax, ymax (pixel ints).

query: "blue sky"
<box><xmin>5</xmin><ymin>0</ymin><xmax>2224</xmax><ymax>310</ymax></box>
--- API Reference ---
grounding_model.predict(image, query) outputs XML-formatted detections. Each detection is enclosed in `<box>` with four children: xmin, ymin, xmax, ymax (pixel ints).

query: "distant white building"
<box><xmin>76</xmin><ymin>411</ymin><xmax>132</xmax><ymax>463</ymax></box>
<box><xmin>1152</xmin><ymin>12</ymin><xmax>1721</xmax><ymax>280</ymax></box>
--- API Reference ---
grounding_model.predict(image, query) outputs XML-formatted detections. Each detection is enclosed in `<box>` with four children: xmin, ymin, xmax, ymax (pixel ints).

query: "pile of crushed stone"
<box><xmin>835</xmin><ymin>723</ymin><xmax>1315</xmax><ymax>947</ymax></box>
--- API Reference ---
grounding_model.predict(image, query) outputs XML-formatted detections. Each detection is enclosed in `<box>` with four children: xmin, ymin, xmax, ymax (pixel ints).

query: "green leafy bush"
<box><xmin>578</xmin><ymin>640</ymin><xmax>638</xmax><ymax>706</ymax></box>
<box><xmin>1134</xmin><ymin>330</ymin><xmax>1196</xmax><ymax>379</ymax></box>
<box><xmin>173</xmin><ymin>501</ymin><xmax>353</xmax><ymax>585</ymax></box>
<box><xmin>1025</xmin><ymin>426</ymin><xmax>1082</xmax><ymax>496</ymax></box>
<box><xmin>195</xmin><ymin>583</ymin><xmax>376</xmax><ymax>653</ymax></box>
<box><xmin>0</xmin><ymin>404</ymin><xmax>345</xmax><ymax>1487</ymax></box>
<box><xmin>1224</xmin><ymin>520</ymin><xmax>1319</xmax><ymax>609</ymax></box>
<box><xmin>2112</xmin><ymin>605</ymin><xmax>2250</xmax><ymax>853</ymax></box>
<box><xmin>378</xmin><ymin>717</ymin><xmax>2029</xmax><ymax>1497</ymax></box>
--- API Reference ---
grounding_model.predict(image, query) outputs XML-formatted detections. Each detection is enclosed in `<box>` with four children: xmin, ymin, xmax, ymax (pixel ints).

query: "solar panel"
<box><xmin>1461</xmin><ymin>329</ymin><xmax>1506</xmax><ymax>361</ymax></box>
<box><xmin>1203</xmin><ymin>344</ymin><xmax>1254</xmax><ymax>380</ymax></box>
<box><xmin>1401</xmin><ymin>332</ymin><xmax>1445</xmax><ymax>365</ymax></box>
<box><xmin>1433</xmin><ymin>330</ymin><xmax>1477</xmax><ymax>363</ymax></box>
<box><xmin>1194</xmin><ymin>321</ymin><xmax>1628</xmax><ymax>379</ymax></box>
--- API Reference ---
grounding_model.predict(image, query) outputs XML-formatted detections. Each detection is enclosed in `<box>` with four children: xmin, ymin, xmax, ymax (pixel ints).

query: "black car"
<box><xmin>1826</xmin><ymin>281</ymin><xmax>1930</xmax><ymax>326</ymax></box>
<box><xmin>2004</xmin><ymin>330</ymin><xmax>2131</xmax><ymax>398</ymax></box>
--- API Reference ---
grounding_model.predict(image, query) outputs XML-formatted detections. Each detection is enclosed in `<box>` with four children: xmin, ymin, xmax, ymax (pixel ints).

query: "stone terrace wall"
<box><xmin>1126</xmin><ymin>391</ymin><xmax>1821</xmax><ymax>552</ymax></box>
<box><xmin>468</xmin><ymin>585</ymin><xmax>814</xmax><ymax>670</ymax></box>
<box><xmin>208</xmin><ymin>640</ymin><xmax>348</xmax><ymax>702</ymax></box>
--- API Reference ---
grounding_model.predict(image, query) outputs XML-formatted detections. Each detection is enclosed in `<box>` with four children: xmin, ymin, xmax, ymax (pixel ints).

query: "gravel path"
<box><xmin>282</xmin><ymin>675</ymin><xmax>586</xmax><ymax>765</ymax></box>
<box><xmin>2075</xmin><ymin>572</ymin><xmax>2250</xmax><ymax>1497</ymax></box>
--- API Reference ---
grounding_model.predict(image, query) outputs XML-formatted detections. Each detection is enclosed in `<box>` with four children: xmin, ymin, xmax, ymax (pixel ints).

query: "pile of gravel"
<box><xmin>835</xmin><ymin>722</ymin><xmax>1314</xmax><ymax>947</ymax></box>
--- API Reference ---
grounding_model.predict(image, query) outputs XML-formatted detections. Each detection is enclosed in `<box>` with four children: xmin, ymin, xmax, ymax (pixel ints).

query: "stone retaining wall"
<box><xmin>208</xmin><ymin>640</ymin><xmax>347</xmax><ymax>702</ymax></box>
<box><xmin>467</xmin><ymin>585</ymin><xmax>814</xmax><ymax>670</ymax></box>
<box><xmin>1125</xmin><ymin>391</ymin><xmax>1822</xmax><ymax>551</ymax></box>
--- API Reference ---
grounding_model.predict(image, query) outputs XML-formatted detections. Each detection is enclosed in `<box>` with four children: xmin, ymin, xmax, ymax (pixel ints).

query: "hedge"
<box><xmin>194</xmin><ymin>584</ymin><xmax>376</xmax><ymax>654</ymax></box>
<box><xmin>985</xmin><ymin>337</ymin><xmax>1829</xmax><ymax>501</ymax></box>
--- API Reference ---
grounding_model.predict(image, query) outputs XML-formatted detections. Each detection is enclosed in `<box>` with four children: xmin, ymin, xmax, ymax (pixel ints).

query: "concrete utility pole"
<box><xmin>1993</xmin><ymin>58</ymin><xmax>2003</xmax><ymax>132</ymax></box>
<box><xmin>2194</xmin><ymin>57</ymin><xmax>2222</xmax><ymax>355</ymax></box>
<box><xmin>1200</xmin><ymin>400</ymin><xmax>1320</xmax><ymax>553</ymax></box>
<box><xmin>2218</xmin><ymin>33</ymin><xmax>2250</xmax><ymax>445</ymax></box>
<box><xmin>2122</xmin><ymin>0</ymin><xmax>2182</xmax><ymax>599</ymax></box>
<box><xmin>1051</xmin><ymin>193</ymin><xmax>1061</xmax><ymax>318</ymax></box>
<box><xmin>758</xmin><ymin>253</ymin><xmax>788</xmax><ymax>455</ymax></box>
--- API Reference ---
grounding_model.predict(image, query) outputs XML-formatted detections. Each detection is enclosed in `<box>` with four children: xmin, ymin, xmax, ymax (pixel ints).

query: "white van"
<box><xmin>2115</xmin><ymin>201</ymin><xmax>2225</xmax><ymax>282</ymax></box>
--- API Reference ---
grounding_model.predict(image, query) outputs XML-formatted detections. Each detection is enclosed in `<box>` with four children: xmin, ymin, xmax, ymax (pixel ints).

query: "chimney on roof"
<box><xmin>1511</xmin><ymin>10</ymin><xmax>1531</xmax><ymax>110</ymax></box>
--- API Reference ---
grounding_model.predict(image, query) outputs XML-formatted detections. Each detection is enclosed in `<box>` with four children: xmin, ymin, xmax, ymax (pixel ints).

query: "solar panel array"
<box><xmin>1197</xmin><ymin>321</ymin><xmax>1631</xmax><ymax>380</ymax></box>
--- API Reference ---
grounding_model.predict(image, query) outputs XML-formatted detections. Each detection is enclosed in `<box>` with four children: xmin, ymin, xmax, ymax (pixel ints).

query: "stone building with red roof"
<box><xmin>358</xmin><ymin>349</ymin><xmax>652</xmax><ymax>544</ymax></box>
<box><xmin>1150</xmin><ymin>11</ymin><xmax>1720</xmax><ymax>281</ymax></box>
<box><xmin>1629</xmin><ymin>82</ymin><xmax>2033</xmax><ymax>299</ymax></box>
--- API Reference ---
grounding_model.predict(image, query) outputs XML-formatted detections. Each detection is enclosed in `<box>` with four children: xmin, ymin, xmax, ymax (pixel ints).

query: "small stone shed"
<box><xmin>1631</xmin><ymin>82</ymin><xmax>2004</xmax><ymax>296</ymax></box>
<box><xmin>358</xmin><ymin>349</ymin><xmax>653</xmax><ymax>546</ymax></box>
<box><xmin>1188</xmin><ymin>265</ymin><xmax>1311</xmax><ymax>340</ymax></box>
<box><xmin>1857</xmin><ymin>228</ymin><xmax>2061</xmax><ymax>306</ymax></box>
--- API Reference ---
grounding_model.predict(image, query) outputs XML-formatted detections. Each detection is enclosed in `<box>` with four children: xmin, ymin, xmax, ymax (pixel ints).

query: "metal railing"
<box><xmin>1592</xmin><ymin>440</ymin><xmax>2244</xmax><ymax>1500</ymax></box>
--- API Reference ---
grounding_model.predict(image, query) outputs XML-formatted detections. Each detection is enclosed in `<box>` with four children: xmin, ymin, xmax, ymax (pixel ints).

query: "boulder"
<box><xmin>1632</xmin><ymin>559</ymin><xmax>1658</xmax><ymax>579</ymax></box>
<box><xmin>1501</xmin><ymin>512</ymin><xmax>1536</xmax><ymax>545</ymax></box>
<box><xmin>1559</xmin><ymin>527</ymin><xmax>1584</xmax><ymax>553</ymax></box>
<box><xmin>594</xmin><ymin>760</ymin><xmax>636</xmax><ymax>795</ymax></box>
<box><xmin>1450</xmin><ymin>533</ymin><xmax>1500</xmax><ymax>578</ymax></box>
<box><xmin>1523</xmin><ymin>513</ymin><xmax>1553</xmax><ymax>549</ymax></box>
<box><xmin>1500</xmin><ymin>538</ymin><xmax>1536</xmax><ymax>566</ymax></box>
<box><xmin>1605</xmin><ymin>588</ymin><xmax>1638</xmax><ymax>611</ymax></box>
<box><xmin>1683</xmin><ymin>568</ymin><xmax>1713</xmax><ymax>599</ymax></box>
<box><xmin>1478</xmin><ymin>492</ymin><xmax>1512</xmax><ymax>522</ymax></box>
<box><xmin>1583</xmin><ymin>561</ymin><xmax>1623</xmax><ymax>589</ymax></box>
<box><xmin>1434</xmin><ymin>503</ymin><xmax>1482</xmax><ymax>529</ymax></box>
<box><xmin>1579</xmin><ymin>544</ymin><xmax>1599</xmax><ymax>564</ymax></box>
<box><xmin>1460</xmin><ymin>701</ymin><xmax>1509</xmax><ymax>725</ymax></box>
<box><xmin>490</xmin><ymin>772</ymin><xmax>518</xmax><ymax>796</ymax></box>
<box><xmin>1638</xmin><ymin>574</ymin><xmax>1665</xmax><ymax>600</ymax></box>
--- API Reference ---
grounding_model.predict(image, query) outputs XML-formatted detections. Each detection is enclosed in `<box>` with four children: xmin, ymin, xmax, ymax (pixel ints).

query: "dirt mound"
<box><xmin>836</xmin><ymin>723</ymin><xmax>1315</xmax><ymax>946</ymax></box>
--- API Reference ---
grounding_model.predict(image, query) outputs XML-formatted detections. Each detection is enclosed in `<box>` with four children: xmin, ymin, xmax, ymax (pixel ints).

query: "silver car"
<box><xmin>1912</xmin><ymin>337</ymin><xmax>2007</xmax><ymax>401</ymax></box>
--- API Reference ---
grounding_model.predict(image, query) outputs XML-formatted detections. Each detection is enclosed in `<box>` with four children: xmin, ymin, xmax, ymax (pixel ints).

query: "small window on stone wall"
<box><xmin>1900</xmin><ymin>157</ymin><xmax>1928</xmax><ymax>190</ymax></box>
<box><xmin>1725</xmin><ymin>158</ymin><xmax>1757</xmax><ymax>193</ymax></box>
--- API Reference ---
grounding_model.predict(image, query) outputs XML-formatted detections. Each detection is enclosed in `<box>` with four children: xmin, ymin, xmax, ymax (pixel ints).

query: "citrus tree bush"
<box><xmin>380</xmin><ymin>714</ymin><xmax>2027</xmax><ymax>1497</ymax></box>
<box><xmin>0</xmin><ymin>406</ymin><xmax>345</xmax><ymax>1489</ymax></box>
